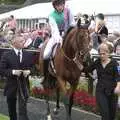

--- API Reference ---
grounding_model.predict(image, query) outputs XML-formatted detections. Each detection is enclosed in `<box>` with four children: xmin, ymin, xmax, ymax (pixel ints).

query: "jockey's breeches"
<box><xmin>43</xmin><ymin>37</ymin><xmax>56</xmax><ymax>59</ymax></box>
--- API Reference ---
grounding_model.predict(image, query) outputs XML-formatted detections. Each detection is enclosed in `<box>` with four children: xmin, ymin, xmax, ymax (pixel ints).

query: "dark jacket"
<box><xmin>0</xmin><ymin>49</ymin><xmax>34</xmax><ymax>97</ymax></box>
<box><xmin>98</xmin><ymin>25</ymin><xmax>108</xmax><ymax>44</ymax></box>
<box><xmin>88</xmin><ymin>58</ymin><xmax>120</xmax><ymax>94</ymax></box>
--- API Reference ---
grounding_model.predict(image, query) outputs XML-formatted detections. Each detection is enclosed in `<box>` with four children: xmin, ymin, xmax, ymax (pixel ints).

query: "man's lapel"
<box><xmin>21</xmin><ymin>50</ymin><xmax>25</xmax><ymax>63</ymax></box>
<box><xmin>12</xmin><ymin>50</ymin><xmax>19</xmax><ymax>62</ymax></box>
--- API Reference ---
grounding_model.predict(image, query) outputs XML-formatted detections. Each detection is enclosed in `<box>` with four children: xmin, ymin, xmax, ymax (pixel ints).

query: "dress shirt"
<box><xmin>13</xmin><ymin>48</ymin><xmax>22</xmax><ymax>62</ymax></box>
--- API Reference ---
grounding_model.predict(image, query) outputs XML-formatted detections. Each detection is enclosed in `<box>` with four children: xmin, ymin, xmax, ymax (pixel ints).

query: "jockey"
<box><xmin>43</xmin><ymin>0</ymin><xmax>76</xmax><ymax>77</ymax></box>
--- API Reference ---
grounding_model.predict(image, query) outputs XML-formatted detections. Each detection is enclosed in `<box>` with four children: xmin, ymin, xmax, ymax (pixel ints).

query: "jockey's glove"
<box><xmin>12</xmin><ymin>70</ymin><xmax>22</xmax><ymax>76</ymax></box>
<box><xmin>23</xmin><ymin>70</ymin><xmax>31</xmax><ymax>77</ymax></box>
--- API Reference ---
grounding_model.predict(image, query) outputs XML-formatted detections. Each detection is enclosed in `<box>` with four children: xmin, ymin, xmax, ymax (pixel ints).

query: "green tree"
<box><xmin>0</xmin><ymin>0</ymin><xmax>26</xmax><ymax>4</ymax></box>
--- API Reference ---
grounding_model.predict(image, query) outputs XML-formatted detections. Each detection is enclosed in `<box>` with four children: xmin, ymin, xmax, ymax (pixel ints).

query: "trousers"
<box><xmin>43</xmin><ymin>35</ymin><xmax>62</xmax><ymax>59</ymax></box>
<box><xmin>96</xmin><ymin>90</ymin><xmax>118</xmax><ymax>120</ymax></box>
<box><xmin>6</xmin><ymin>91</ymin><xmax>29</xmax><ymax>120</ymax></box>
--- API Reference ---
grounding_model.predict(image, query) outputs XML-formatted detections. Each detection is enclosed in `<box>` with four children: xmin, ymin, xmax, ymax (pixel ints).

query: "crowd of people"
<box><xmin>0</xmin><ymin>8</ymin><xmax>120</xmax><ymax>55</ymax></box>
<box><xmin>0</xmin><ymin>0</ymin><xmax>120</xmax><ymax>120</ymax></box>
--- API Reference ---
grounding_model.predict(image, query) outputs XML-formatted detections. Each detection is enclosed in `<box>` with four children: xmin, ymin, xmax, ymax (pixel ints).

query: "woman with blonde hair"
<box><xmin>87</xmin><ymin>41</ymin><xmax>120</xmax><ymax>120</ymax></box>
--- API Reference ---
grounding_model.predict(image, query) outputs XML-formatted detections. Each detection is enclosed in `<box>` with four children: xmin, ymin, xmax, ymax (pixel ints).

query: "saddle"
<box><xmin>39</xmin><ymin>39</ymin><xmax>60</xmax><ymax>77</ymax></box>
<box><xmin>48</xmin><ymin>43</ymin><xmax>60</xmax><ymax>77</ymax></box>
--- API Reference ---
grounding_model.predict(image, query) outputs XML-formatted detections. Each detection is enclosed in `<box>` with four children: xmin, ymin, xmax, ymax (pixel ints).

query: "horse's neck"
<box><xmin>62</xmin><ymin>38</ymin><xmax>75</xmax><ymax>58</ymax></box>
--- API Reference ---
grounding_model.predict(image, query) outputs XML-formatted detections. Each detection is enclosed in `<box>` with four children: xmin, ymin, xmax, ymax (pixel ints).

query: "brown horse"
<box><xmin>37</xmin><ymin>25</ymin><xmax>91</xmax><ymax>120</ymax></box>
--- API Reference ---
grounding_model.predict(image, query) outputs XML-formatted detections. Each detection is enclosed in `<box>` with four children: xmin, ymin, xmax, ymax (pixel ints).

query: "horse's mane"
<box><xmin>63</xmin><ymin>22</ymin><xmax>89</xmax><ymax>46</ymax></box>
<box><xmin>62</xmin><ymin>26</ymin><xmax>74</xmax><ymax>45</ymax></box>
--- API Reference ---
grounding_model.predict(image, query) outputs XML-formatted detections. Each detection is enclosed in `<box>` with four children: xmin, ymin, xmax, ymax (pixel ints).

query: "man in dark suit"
<box><xmin>0</xmin><ymin>35</ymin><xmax>34</xmax><ymax>120</ymax></box>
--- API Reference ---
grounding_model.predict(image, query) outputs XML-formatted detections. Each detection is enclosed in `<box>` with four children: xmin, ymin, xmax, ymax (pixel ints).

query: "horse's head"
<box><xmin>76</xmin><ymin>28</ymin><xmax>90</xmax><ymax>59</ymax></box>
<box><xmin>63</xmin><ymin>24</ymin><xmax>91</xmax><ymax>71</ymax></box>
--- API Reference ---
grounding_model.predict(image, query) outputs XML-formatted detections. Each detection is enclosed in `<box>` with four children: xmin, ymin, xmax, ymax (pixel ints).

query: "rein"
<box><xmin>61</xmin><ymin>48</ymin><xmax>84</xmax><ymax>70</ymax></box>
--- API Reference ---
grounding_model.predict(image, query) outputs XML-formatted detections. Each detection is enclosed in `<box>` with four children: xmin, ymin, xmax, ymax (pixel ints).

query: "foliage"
<box><xmin>0</xmin><ymin>114</ymin><xmax>9</xmax><ymax>120</ymax></box>
<box><xmin>31</xmin><ymin>87</ymin><xmax>98</xmax><ymax>114</ymax></box>
<box><xmin>0</xmin><ymin>81</ymin><xmax>4</xmax><ymax>89</ymax></box>
<box><xmin>0</xmin><ymin>77</ymin><xmax>5</xmax><ymax>89</ymax></box>
<box><xmin>73</xmin><ymin>89</ymin><xmax>98</xmax><ymax>113</ymax></box>
<box><xmin>30</xmin><ymin>76</ymin><xmax>99</xmax><ymax>114</ymax></box>
<box><xmin>0</xmin><ymin>0</ymin><xmax>25</xmax><ymax>4</ymax></box>
<box><xmin>0</xmin><ymin>0</ymin><xmax>51</xmax><ymax>5</ymax></box>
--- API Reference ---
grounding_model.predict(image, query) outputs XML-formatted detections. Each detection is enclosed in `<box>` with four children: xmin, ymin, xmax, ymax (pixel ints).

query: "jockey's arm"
<box><xmin>49</xmin><ymin>16</ymin><xmax>62</xmax><ymax>44</ymax></box>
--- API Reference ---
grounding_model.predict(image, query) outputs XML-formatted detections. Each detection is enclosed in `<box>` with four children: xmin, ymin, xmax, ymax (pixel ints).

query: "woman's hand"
<box><xmin>114</xmin><ymin>82</ymin><xmax>120</xmax><ymax>94</ymax></box>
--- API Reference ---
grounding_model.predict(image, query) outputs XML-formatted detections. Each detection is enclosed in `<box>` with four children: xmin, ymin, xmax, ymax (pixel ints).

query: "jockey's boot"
<box><xmin>43</xmin><ymin>59</ymin><xmax>50</xmax><ymax>81</ymax></box>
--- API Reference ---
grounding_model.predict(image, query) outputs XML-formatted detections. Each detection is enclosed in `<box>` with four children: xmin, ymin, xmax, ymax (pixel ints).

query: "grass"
<box><xmin>0</xmin><ymin>114</ymin><xmax>9</xmax><ymax>120</ymax></box>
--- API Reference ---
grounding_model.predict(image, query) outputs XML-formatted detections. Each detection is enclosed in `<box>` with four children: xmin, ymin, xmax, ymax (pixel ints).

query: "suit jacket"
<box><xmin>0</xmin><ymin>49</ymin><xmax>34</xmax><ymax>97</ymax></box>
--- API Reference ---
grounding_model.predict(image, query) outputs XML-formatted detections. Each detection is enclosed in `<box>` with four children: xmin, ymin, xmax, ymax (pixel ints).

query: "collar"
<box><xmin>13</xmin><ymin>48</ymin><xmax>22</xmax><ymax>55</ymax></box>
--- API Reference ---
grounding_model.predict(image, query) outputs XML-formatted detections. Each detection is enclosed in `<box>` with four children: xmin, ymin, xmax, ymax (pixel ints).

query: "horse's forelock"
<box><xmin>63</xmin><ymin>27</ymin><xmax>90</xmax><ymax>53</ymax></box>
<box><xmin>75</xmin><ymin>29</ymin><xmax>90</xmax><ymax>49</ymax></box>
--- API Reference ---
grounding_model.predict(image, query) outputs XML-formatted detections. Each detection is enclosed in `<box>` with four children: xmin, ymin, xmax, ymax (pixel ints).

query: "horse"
<box><xmin>37</xmin><ymin>24</ymin><xmax>91</xmax><ymax>120</ymax></box>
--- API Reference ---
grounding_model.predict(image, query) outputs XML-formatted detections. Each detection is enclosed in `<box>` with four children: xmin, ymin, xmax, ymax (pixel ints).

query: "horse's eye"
<box><xmin>79</xmin><ymin>51</ymin><xmax>82</xmax><ymax>55</ymax></box>
<box><xmin>80</xmin><ymin>51</ymin><xmax>83</xmax><ymax>55</ymax></box>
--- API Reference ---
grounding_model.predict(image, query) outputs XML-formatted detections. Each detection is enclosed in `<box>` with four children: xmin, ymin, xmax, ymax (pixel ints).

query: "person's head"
<box><xmin>95</xmin><ymin>13</ymin><xmax>105</xmax><ymax>25</ymax></box>
<box><xmin>52</xmin><ymin>0</ymin><xmax>65</xmax><ymax>12</ymax></box>
<box><xmin>83</xmin><ymin>14</ymin><xmax>89</xmax><ymax>20</ymax></box>
<box><xmin>98</xmin><ymin>42</ymin><xmax>114</xmax><ymax>61</ymax></box>
<box><xmin>10</xmin><ymin>15</ymin><xmax>14</xmax><ymax>19</ymax></box>
<box><xmin>5</xmin><ymin>30</ymin><xmax>14</xmax><ymax>41</ymax></box>
<box><xmin>8</xmin><ymin>15</ymin><xmax>14</xmax><ymax>21</ymax></box>
<box><xmin>96</xmin><ymin>13</ymin><xmax>104</xmax><ymax>20</ymax></box>
<box><xmin>11</xmin><ymin>35</ymin><xmax>25</xmax><ymax>49</ymax></box>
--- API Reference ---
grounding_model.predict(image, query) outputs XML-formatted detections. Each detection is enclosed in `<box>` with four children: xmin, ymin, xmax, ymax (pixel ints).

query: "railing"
<box><xmin>91</xmin><ymin>53</ymin><xmax>120</xmax><ymax>63</ymax></box>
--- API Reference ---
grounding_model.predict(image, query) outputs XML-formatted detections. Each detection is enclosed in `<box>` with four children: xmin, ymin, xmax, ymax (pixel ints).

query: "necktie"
<box><xmin>18</xmin><ymin>51</ymin><xmax>21</xmax><ymax>62</ymax></box>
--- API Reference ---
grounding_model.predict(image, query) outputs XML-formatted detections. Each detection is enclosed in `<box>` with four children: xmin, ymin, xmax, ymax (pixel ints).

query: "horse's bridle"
<box><xmin>61</xmin><ymin>29</ymin><xmax>90</xmax><ymax>71</ymax></box>
<box><xmin>75</xmin><ymin>29</ymin><xmax>90</xmax><ymax>61</ymax></box>
<box><xmin>61</xmin><ymin>46</ymin><xmax>90</xmax><ymax>71</ymax></box>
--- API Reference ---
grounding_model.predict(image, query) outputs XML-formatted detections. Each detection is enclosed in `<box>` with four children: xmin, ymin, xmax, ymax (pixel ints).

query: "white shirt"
<box><xmin>13</xmin><ymin>48</ymin><xmax>22</xmax><ymax>62</ymax></box>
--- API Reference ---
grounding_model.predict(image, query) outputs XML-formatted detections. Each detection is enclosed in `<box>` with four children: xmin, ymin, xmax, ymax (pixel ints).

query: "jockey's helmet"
<box><xmin>52</xmin><ymin>0</ymin><xmax>65</xmax><ymax>7</ymax></box>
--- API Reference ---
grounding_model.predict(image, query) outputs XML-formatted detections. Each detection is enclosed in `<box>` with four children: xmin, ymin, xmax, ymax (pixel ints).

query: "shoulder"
<box><xmin>64</xmin><ymin>7</ymin><xmax>70</xmax><ymax>12</ymax></box>
<box><xmin>103</xmin><ymin>25</ymin><xmax>108</xmax><ymax>30</ymax></box>
<box><xmin>48</xmin><ymin>15</ymin><xmax>57</xmax><ymax>26</ymax></box>
<box><xmin>23</xmin><ymin>49</ymin><xmax>30</xmax><ymax>54</ymax></box>
<box><xmin>23</xmin><ymin>49</ymin><xmax>35</xmax><ymax>57</ymax></box>
<box><xmin>64</xmin><ymin>7</ymin><xmax>73</xmax><ymax>16</ymax></box>
<box><xmin>0</xmin><ymin>50</ymin><xmax>13</xmax><ymax>62</ymax></box>
<box><xmin>2</xmin><ymin>49</ymin><xmax>13</xmax><ymax>56</ymax></box>
<box><xmin>49</xmin><ymin>10</ymin><xmax>56</xmax><ymax>17</ymax></box>
<box><xmin>94</xmin><ymin>58</ymin><xmax>101</xmax><ymax>64</ymax></box>
<box><xmin>111</xmin><ymin>58</ymin><xmax>119</xmax><ymax>65</ymax></box>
